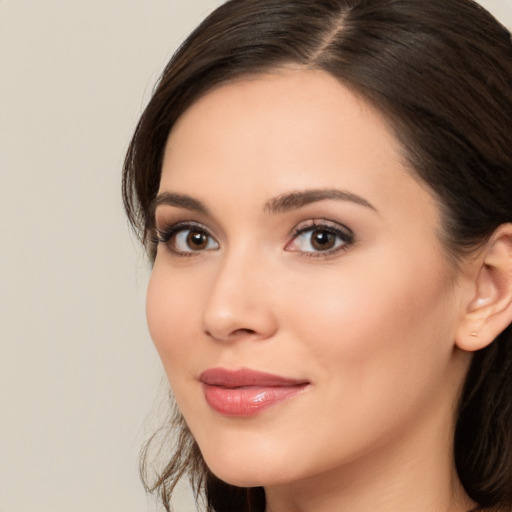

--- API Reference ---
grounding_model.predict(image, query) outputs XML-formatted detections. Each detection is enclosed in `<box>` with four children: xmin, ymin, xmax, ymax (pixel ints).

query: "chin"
<box><xmin>199</xmin><ymin>440</ymin><xmax>294</xmax><ymax>488</ymax></box>
<box><xmin>207</xmin><ymin>464</ymin><xmax>288</xmax><ymax>489</ymax></box>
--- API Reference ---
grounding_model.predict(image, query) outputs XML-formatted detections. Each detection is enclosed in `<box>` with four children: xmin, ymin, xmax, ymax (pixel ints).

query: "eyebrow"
<box><xmin>151</xmin><ymin>188</ymin><xmax>377</xmax><ymax>217</ymax></box>
<box><xmin>264</xmin><ymin>189</ymin><xmax>377</xmax><ymax>214</ymax></box>
<box><xmin>150</xmin><ymin>191</ymin><xmax>210</xmax><ymax>216</ymax></box>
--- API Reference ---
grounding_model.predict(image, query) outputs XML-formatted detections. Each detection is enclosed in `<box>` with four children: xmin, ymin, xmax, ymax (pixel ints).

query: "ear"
<box><xmin>455</xmin><ymin>224</ymin><xmax>512</xmax><ymax>352</ymax></box>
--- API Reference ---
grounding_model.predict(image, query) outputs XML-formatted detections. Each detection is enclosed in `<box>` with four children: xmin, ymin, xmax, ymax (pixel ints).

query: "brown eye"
<box><xmin>160</xmin><ymin>225</ymin><xmax>219</xmax><ymax>254</ymax></box>
<box><xmin>186</xmin><ymin>230</ymin><xmax>210</xmax><ymax>250</ymax></box>
<box><xmin>286</xmin><ymin>221</ymin><xmax>354</xmax><ymax>255</ymax></box>
<box><xmin>310</xmin><ymin>230</ymin><xmax>336</xmax><ymax>251</ymax></box>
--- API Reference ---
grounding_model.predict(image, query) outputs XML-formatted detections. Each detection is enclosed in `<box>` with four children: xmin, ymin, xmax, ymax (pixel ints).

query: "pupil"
<box><xmin>312</xmin><ymin>230</ymin><xmax>334</xmax><ymax>250</ymax></box>
<box><xmin>188</xmin><ymin>231</ymin><xmax>207</xmax><ymax>249</ymax></box>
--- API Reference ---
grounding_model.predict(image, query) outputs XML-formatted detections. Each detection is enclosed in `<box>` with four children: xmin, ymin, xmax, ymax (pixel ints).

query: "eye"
<box><xmin>157</xmin><ymin>223</ymin><xmax>219</xmax><ymax>254</ymax></box>
<box><xmin>286</xmin><ymin>221</ymin><xmax>353</xmax><ymax>256</ymax></box>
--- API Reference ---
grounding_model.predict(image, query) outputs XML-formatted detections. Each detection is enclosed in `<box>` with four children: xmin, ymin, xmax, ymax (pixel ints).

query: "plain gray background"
<box><xmin>1</xmin><ymin>1</ymin><xmax>511</xmax><ymax>511</ymax></box>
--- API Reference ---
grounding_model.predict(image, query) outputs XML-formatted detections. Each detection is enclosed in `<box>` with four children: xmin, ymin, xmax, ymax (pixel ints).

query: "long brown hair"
<box><xmin>123</xmin><ymin>1</ymin><xmax>512</xmax><ymax>510</ymax></box>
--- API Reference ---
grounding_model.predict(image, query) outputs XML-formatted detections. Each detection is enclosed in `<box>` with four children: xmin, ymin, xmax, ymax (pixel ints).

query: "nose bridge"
<box><xmin>202</xmin><ymin>243</ymin><xmax>276</xmax><ymax>341</ymax></box>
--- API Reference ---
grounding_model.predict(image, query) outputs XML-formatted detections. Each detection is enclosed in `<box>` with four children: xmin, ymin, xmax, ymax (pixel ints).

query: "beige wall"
<box><xmin>1</xmin><ymin>1</ymin><xmax>511</xmax><ymax>511</ymax></box>
<box><xmin>1</xmin><ymin>2</ymin><xmax>223</xmax><ymax>511</ymax></box>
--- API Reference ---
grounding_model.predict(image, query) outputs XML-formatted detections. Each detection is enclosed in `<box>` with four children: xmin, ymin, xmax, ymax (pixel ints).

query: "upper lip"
<box><xmin>199</xmin><ymin>368</ymin><xmax>309</xmax><ymax>388</ymax></box>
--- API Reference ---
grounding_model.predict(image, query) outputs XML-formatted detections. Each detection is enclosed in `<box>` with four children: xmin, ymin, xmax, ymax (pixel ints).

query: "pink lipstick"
<box><xmin>199</xmin><ymin>368</ymin><xmax>309</xmax><ymax>417</ymax></box>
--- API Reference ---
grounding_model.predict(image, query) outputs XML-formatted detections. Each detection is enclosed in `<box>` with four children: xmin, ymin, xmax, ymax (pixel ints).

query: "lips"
<box><xmin>199</xmin><ymin>368</ymin><xmax>309</xmax><ymax>417</ymax></box>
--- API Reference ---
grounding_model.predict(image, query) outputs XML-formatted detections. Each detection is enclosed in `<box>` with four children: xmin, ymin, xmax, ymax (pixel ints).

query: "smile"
<box><xmin>199</xmin><ymin>368</ymin><xmax>310</xmax><ymax>417</ymax></box>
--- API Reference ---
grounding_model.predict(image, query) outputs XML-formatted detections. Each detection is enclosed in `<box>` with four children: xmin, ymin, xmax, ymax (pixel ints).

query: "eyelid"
<box><xmin>292</xmin><ymin>218</ymin><xmax>353</xmax><ymax>237</ymax></box>
<box><xmin>153</xmin><ymin>217</ymin><xmax>354</xmax><ymax>258</ymax></box>
<box><xmin>155</xmin><ymin>221</ymin><xmax>219</xmax><ymax>255</ymax></box>
<box><xmin>286</xmin><ymin>219</ymin><xmax>354</xmax><ymax>257</ymax></box>
<box><xmin>153</xmin><ymin>207</ymin><xmax>224</xmax><ymax>241</ymax></box>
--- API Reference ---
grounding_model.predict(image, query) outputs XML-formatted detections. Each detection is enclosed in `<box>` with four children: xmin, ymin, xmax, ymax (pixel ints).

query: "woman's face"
<box><xmin>147</xmin><ymin>69</ymin><xmax>471</xmax><ymax>490</ymax></box>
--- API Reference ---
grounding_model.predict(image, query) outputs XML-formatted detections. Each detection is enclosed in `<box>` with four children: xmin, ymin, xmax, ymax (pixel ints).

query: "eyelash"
<box><xmin>155</xmin><ymin>222</ymin><xmax>216</xmax><ymax>256</ymax></box>
<box><xmin>287</xmin><ymin>220</ymin><xmax>354</xmax><ymax>258</ymax></box>
<box><xmin>154</xmin><ymin>220</ymin><xmax>354</xmax><ymax>258</ymax></box>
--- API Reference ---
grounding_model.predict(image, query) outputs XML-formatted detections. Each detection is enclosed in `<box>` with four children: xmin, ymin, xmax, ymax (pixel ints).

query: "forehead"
<box><xmin>165</xmin><ymin>69</ymin><xmax>399</xmax><ymax>153</ymax></box>
<box><xmin>159</xmin><ymin>68</ymin><xmax>435</xmax><ymax>223</ymax></box>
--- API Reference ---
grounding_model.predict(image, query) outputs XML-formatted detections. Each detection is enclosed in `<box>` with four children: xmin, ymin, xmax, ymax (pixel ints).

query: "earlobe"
<box><xmin>455</xmin><ymin>224</ymin><xmax>512</xmax><ymax>352</ymax></box>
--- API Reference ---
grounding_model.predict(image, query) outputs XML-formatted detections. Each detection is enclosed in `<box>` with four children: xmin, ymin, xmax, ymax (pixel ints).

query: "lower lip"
<box><xmin>202</xmin><ymin>384</ymin><xmax>308</xmax><ymax>417</ymax></box>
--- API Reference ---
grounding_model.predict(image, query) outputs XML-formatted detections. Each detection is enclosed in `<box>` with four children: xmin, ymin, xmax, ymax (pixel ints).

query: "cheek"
<box><xmin>146</xmin><ymin>264</ymin><xmax>198</xmax><ymax>373</ymax></box>
<box><xmin>282</xmin><ymin>251</ymin><xmax>455</xmax><ymax>385</ymax></box>
<box><xmin>271</xmin><ymin>258</ymin><xmax>458</xmax><ymax>465</ymax></box>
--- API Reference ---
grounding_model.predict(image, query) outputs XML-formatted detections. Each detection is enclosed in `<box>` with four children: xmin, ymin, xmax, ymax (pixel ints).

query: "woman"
<box><xmin>123</xmin><ymin>0</ymin><xmax>512</xmax><ymax>511</ymax></box>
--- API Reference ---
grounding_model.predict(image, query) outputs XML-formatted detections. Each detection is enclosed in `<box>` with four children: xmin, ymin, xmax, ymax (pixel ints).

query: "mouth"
<box><xmin>199</xmin><ymin>368</ymin><xmax>310</xmax><ymax>417</ymax></box>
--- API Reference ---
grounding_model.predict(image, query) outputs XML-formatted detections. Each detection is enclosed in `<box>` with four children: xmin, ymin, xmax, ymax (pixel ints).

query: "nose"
<box><xmin>201</xmin><ymin>250</ymin><xmax>278</xmax><ymax>343</ymax></box>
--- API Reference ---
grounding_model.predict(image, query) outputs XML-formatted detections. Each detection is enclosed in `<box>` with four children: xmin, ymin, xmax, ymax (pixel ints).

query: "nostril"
<box><xmin>234</xmin><ymin>328</ymin><xmax>257</xmax><ymax>335</ymax></box>
<box><xmin>205</xmin><ymin>327</ymin><xmax>257</xmax><ymax>341</ymax></box>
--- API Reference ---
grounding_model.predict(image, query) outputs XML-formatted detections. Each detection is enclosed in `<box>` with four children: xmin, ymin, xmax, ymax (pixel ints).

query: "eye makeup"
<box><xmin>155</xmin><ymin>221</ymin><xmax>218</xmax><ymax>256</ymax></box>
<box><xmin>153</xmin><ymin>216</ymin><xmax>355</xmax><ymax>259</ymax></box>
<box><xmin>286</xmin><ymin>219</ymin><xmax>355</xmax><ymax>258</ymax></box>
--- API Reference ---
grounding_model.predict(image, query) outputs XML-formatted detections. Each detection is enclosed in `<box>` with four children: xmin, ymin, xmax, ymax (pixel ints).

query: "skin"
<box><xmin>146</xmin><ymin>69</ymin><xmax>478</xmax><ymax>512</ymax></box>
